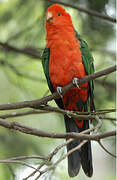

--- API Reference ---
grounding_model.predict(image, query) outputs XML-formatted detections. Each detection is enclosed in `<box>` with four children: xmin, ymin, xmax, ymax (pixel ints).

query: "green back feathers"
<box><xmin>80</xmin><ymin>38</ymin><xmax>94</xmax><ymax>91</ymax></box>
<box><xmin>75</xmin><ymin>30</ymin><xmax>95</xmax><ymax>111</ymax></box>
<box><xmin>75</xmin><ymin>30</ymin><xmax>94</xmax><ymax>89</ymax></box>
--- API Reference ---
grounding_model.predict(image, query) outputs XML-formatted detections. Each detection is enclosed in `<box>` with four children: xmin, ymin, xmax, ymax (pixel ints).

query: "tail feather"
<box><xmin>79</xmin><ymin>101</ymin><xmax>93</xmax><ymax>177</ymax></box>
<box><xmin>64</xmin><ymin>115</ymin><xmax>81</xmax><ymax>177</ymax></box>
<box><xmin>64</xmin><ymin>101</ymin><xmax>93</xmax><ymax>177</ymax></box>
<box><xmin>81</xmin><ymin>140</ymin><xmax>93</xmax><ymax>177</ymax></box>
<box><xmin>79</xmin><ymin>120</ymin><xmax>93</xmax><ymax>177</ymax></box>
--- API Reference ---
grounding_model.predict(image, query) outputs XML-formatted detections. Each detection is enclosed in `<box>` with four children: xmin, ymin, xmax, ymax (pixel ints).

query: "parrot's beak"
<box><xmin>46</xmin><ymin>17</ymin><xmax>53</xmax><ymax>23</ymax></box>
<box><xmin>46</xmin><ymin>12</ymin><xmax>53</xmax><ymax>23</ymax></box>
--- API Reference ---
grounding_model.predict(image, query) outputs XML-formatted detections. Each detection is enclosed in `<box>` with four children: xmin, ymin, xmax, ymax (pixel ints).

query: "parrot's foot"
<box><xmin>57</xmin><ymin>86</ymin><xmax>63</xmax><ymax>98</ymax></box>
<box><xmin>72</xmin><ymin>77</ymin><xmax>81</xmax><ymax>89</ymax></box>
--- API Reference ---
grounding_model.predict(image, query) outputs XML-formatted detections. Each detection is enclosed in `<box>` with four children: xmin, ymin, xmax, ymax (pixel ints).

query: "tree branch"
<box><xmin>0</xmin><ymin>42</ymin><xmax>41</xmax><ymax>59</ymax></box>
<box><xmin>0</xmin><ymin>59</ymin><xmax>45</xmax><ymax>82</ymax></box>
<box><xmin>0</xmin><ymin>106</ymin><xmax>116</xmax><ymax>121</ymax></box>
<box><xmin>47</xmin><ymin>0</ymin><xmax>116</xmax><ymax>23</ymax></box>
<box><xmin>0</xmin><ymin>118</ymin><xmax>115</xmax><ymax>140</ymax></box>
<box><xmin>0</xmin><ymin>65</ymin><xmax>116</xmax><ymax>111</ymax></box>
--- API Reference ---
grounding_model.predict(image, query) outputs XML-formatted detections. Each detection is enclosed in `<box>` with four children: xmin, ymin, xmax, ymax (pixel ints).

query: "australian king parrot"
<box><xmin>42</xmin><ymin>4</ymin><xmax>95</xmax><ymax>178</ymax></box>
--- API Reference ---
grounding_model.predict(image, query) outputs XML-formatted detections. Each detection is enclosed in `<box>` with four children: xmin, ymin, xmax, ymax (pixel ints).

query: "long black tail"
<box><xmin>64</xmin><ymin>114</ymin><xmax>93</xmax><ymax>177</ymax></box>
<box><xmin>64</xmin><ymin>115</ymin><xmax>81</xmax><ymax>177</ymax></box>
<box><xmin>79</xmin><ymin>120</ymin><xmax>93</xmax><ymax>177</ymax></box>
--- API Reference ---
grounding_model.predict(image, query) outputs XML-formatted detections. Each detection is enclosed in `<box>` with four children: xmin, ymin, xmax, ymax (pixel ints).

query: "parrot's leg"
<box><xmin>72</xmin><ymin>77</ymin><xmax>81</xmax><ymax>89</ymax></box>
<box><xmin>56</xmin><ymin>86</ymin><xmax>63</xmax><ymax>98</ymax></box>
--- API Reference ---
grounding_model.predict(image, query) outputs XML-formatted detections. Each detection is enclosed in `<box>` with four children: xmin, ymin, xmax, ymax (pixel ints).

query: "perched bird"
<box><xmin>42</xmin><ymin>4</ymin><xmax>95</xmax><ymax>178</ymax></box>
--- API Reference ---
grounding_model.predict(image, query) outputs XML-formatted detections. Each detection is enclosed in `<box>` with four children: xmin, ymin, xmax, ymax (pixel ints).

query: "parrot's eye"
<box><xmin>57</xmin><ymin>12</ymin><xmax>61</xmax><ymax>16</ymax></box>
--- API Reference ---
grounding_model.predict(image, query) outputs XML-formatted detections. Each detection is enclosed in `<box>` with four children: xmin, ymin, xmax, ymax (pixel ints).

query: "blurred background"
<box><xmin>0</xmin><ymin>0</ymin><xmax>116</xmax><ymax>179</ymax></box>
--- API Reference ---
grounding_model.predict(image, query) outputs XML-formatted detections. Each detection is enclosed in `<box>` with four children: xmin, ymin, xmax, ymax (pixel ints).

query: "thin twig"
<box><xmin>24</xmin><ymin>139</ymin><xmax>73</xmax><ymax>180</ymax></box>
<box><xmin>23</xmin><ymin>162</ymin><xmax>45</xmax><ymax>180</ymax></box>
<box><xmin>7</xmin><ymin>164</ymin><xmax>16</xmax><ymax>180</ymax></box>
<box><xmin>94</xmin><ymin>115</ymin><xmax>102</xmax><ymax>133</ymax></box>
<box><xmin>0</xmin><ymin>109</ymin><xmax>50</xmax><ymax>119</ymax></box>
<box><xmin>37</xmin><ymin>140</ymin><xmax>87</xmax><ymax>179</ymax></box>
<box><xmin>2</xmin><ymin>155</ymin><xmax>47</xmax><ymax>161</ymax></box>
<box><xmin>98</xmin><ymin>140</ymin><xmax>116</xmax><ymax>158</ymax></box>
<box><xmin>0</xmin><ymin>159</ymin><xmax>37</xmax><ymax>170</ymax></box>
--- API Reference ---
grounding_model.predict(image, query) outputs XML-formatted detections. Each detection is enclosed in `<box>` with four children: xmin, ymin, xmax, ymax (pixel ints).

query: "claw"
<box><xmin>57</xmin><ymin>86</ymin><xmax>63</xmax><ymax>98</ymax></box>
<box><xmin>72</xmin><ymin>77</ymin><xmax>81</xmax><ymax>89</ymax></box>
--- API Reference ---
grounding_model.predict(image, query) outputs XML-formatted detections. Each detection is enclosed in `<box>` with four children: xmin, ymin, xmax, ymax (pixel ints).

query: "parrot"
<box><xmin>42</xmin><ymin>4</ymin><xmax>95</xmax><ymax>178</ymax></box>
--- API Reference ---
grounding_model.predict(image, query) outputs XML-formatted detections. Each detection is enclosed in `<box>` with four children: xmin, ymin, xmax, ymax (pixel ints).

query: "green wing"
<box><xmin>75</xmin><ymin>30</ymin><xmax>95</xmax><ymax>111</ymax></box>
<box><xmin>42</xmin><ymin>48</ymin><xmax>64</xmax><ymax>109</ymax></box>
<box><xmin>42</xmin><ymin>48</ymin><xmax>54</xmax><ymax>93</ymax></box>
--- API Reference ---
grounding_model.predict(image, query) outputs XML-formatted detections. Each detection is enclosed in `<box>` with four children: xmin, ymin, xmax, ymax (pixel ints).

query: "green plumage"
<box><xmin>75</xmin><ymin>30</ymin><xmax>95</xmax><ymax>111</ymax></box>
<box><xmin>42</xmin><ymin>48</ymin><xmax>53</xmax><ymax>93</ymax></box>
